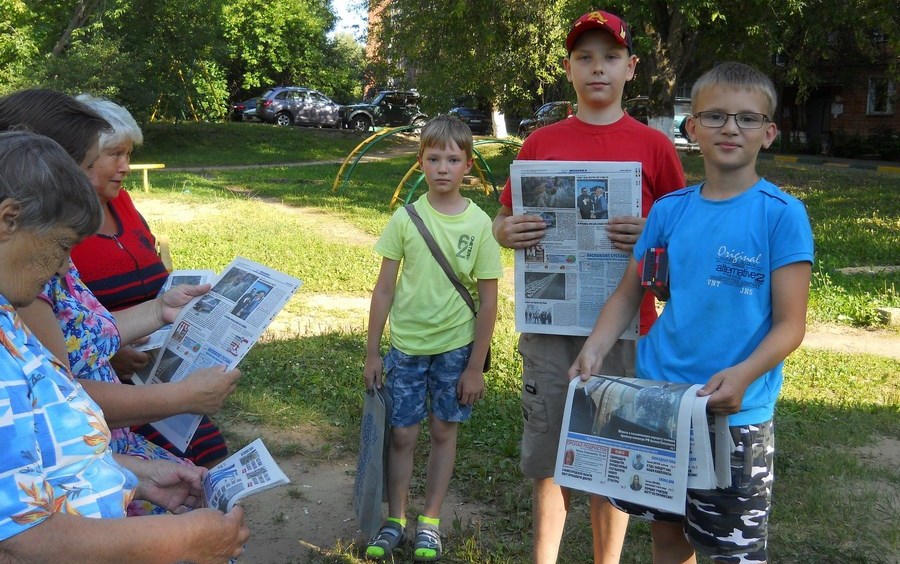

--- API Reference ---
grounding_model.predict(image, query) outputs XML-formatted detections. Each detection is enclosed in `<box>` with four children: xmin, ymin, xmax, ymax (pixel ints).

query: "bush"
<box><xmin>832</xmin><ymin>127</ymin><xmax>900</xmax><ymax>161</ymax></box>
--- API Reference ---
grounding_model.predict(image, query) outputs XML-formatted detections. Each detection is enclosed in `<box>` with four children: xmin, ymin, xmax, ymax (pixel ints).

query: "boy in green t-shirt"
<box><xmin>364</xmin><ymin>115</ymin><xmax>503</xmax><ymax>561</ymax></box>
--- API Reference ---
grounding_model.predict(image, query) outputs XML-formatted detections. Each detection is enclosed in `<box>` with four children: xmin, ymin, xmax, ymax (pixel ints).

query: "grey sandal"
<box><xmin>365</xmin><ymin>520</ymin><xmax>406</xmax><ymax>560</ymax></box>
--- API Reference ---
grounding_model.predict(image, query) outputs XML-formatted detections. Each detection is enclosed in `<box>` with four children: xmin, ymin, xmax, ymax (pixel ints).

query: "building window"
<box><xmin>867</xmin><ymin>78</ymin><xmax>895</xmax><ymax>115</ymax></box>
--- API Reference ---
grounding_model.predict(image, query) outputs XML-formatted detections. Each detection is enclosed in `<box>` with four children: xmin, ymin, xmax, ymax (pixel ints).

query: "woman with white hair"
<box><xmin>70</xmin><ymin>94</ymin><xmax>231</xmax><ymax>469</ymax></box>
<box><xmin>1</xmin><ymin>89</ymin><xmax>235</xmax><ymax>476</ymax></box>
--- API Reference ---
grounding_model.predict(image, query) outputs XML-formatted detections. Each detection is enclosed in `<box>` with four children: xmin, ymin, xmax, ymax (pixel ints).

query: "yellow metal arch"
<box><xmin>390</xmin><ymin>160</ymin><xmax>492</xmax><ymax>209</ymax></box>
<box><xmin>334</xmin><ymin>132</ymin><xmax>522</xmax><ymax>208</ymax></box>
<box><xmin>332</xmin><ymin>126</ymin><xmax>420</xmax><ymax>192</ymax></box>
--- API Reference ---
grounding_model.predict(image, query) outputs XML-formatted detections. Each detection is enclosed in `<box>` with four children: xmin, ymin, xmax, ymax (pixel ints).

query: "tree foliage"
<box><xmin>1</xmin><ymin>0</ymin><xmax>364</xmax><ymax>122</ymax></box>
<box><xmin>370</xmin><ymin>0</ymin><xmax>570</xmax><ymax>115</ymax></box>
<box><xmin>1</xmin><ymin>1</ymin><xmax>893</xmax><ymax>126</ymax></box>
<box><xmin>222</xmin><ymin>0</ymin><xmax>335</xmax><ymax>93</ymax></box>
<box><xmin>372</xmin><ymin>0</ymin><xmax>897</xmax><ymax>122</ymax></box>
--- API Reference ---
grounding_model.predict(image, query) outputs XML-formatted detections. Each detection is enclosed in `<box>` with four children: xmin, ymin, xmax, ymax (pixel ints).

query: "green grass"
<box><xmin>126</xmin><ymin>124</ymin><xmax>899</xmax><ymax>562</ymax></box>
<box><xmin>136</xmin><ymin>122</ymin><xmax>368</xmax><ymax>167</ymax></box>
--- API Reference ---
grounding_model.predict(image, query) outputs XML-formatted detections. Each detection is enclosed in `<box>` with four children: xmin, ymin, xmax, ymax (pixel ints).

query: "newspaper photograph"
<box><xmin>204</xmin><ymin>438</ymin><xmax>290</xmax><ymax>512</ymax></box>
<box><xmin>133</xmin><ymin>269</ymin><xmax>217</xmax><ymax>353</ymax></box>
<box><xmin>510</xmin><ymin>161</ymin><xmax>643</xmax><ymax>337</ymax></box>
<box><xmin>141</xmin><ymin>257</ymin><xmax>302</xmax><ymax>451</ymax></box>
<box><xmin>553</xmin><ymin>375</ymin><xmax>729</xmax><ymax>515</ymax></box>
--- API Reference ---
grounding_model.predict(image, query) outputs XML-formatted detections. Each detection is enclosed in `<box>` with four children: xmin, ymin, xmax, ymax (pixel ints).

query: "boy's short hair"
<box><xmin>690</xmin><ymin>62</ymin><xmax>778</xmax><ymax>118</ymax></box>
<box><xmin>419</xmin><ymin>115</ymin><xmax>473</xmax><ymax>159</ymax></box>
<box><xmin>566</xmin><ymin>10</ymin><xmax>633</xmax><ymax>54</ymax></box>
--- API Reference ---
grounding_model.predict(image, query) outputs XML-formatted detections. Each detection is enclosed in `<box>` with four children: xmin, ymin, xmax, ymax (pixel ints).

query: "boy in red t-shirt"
<box><xmin>492</xmin><ymin>10</ymin><xmax>686</xmax><ymax>563</ymax></box>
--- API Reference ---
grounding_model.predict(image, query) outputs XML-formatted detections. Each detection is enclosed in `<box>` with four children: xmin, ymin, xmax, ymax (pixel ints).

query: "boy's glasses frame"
<box><xmin>692</xmin><ymin>111</ymin><xmax>770</xmax><ymax>129</ymax></box>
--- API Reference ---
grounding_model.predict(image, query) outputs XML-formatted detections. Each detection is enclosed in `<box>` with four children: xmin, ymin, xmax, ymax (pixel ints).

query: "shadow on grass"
<box><xmin>226</xmin><ymin>330</ymin><xmax>899</xmax><ymax>563</ymax></box>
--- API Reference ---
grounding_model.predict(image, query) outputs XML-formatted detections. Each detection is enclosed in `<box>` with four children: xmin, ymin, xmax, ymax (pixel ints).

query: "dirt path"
<box><xmin>227</xmin><ymin>423</ymin><xmax>488</xmax><ymax>564</ymax></box>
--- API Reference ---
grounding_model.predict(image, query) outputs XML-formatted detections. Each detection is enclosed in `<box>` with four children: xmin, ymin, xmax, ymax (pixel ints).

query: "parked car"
<box><xmin>340</xmin><ymin>90</ymin><xmax>427</xmax><ymax>131</ymax></box>
<box><xmin>672</xmin><ymin>97</ymin><xmax>699</xmax><ymax>152</ymax></box>
<box><xmin>518</xmin><ymin>101</ymin><xmax>575</xmax><ymax>137</ymax></box>
<box><xmin>256</xmin><ymin>86</ymin><xmax>341</xmax><ymax>127</ymax></box>
<box><xmin>448</xmin><ymin>106</ymin><xmax>492</xmax><ymax>135</ymax></box>
<box><xmin>230</xmin><ymin>98</ymin><xmax>258</xmax><ymax>122</ymax></box>
<box><xmin>624</xmin><ymin>96</ymin><xmax>699</xmax><ymax>152</ymax></box>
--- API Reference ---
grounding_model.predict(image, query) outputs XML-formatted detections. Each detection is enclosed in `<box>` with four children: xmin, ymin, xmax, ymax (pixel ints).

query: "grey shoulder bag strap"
<box><xmin>404</xmin><ymin>204</ymin><xmax>490</xmax><ymax>371</ymax></box>
<box><xmin>404</xmin><ymin>204</ymin><xmax>477</xmax><ymax>313</ymax></box>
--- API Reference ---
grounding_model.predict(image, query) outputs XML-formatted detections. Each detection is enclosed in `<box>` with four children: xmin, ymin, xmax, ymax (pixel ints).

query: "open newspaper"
<box><xmin>554</xmin><ymin>375</ymin><xmax>732</xmax><ymax>515</ymax></box>
<box><xmin>204</xmin><ymin>438</ymin><xmax>290</xmax><ymax>512</ymax></box>
<box><xmin>137</xmin><ymin>257</ymin><xmax>302</xmax><ymax>452</ymax></box>
<box><xmin>510</xmin><ymin>161</ymin><xmax>642</xmax><ymax>337</ymax></box>
<box><xmin>133</xmin><ymin>270</ymin><xmax>217</xmax><ymax>353</ymax></box>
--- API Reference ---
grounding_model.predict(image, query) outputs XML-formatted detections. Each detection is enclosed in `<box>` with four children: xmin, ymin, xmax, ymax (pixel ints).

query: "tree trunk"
<box><xmin>51</xmin><ymin>0</ymin><xmax>102</xmax><ymax>56</ymax></box>
<box><xmin>491</xmin><ymin>101</ymin><xmax>508</xmax><ymax>138</ymax></box>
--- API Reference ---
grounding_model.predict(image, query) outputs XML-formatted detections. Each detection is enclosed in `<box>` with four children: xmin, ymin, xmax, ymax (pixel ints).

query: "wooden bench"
<box><xmin>130</xmin><ymin>163</ymin><xmax>166</xmax><ymax>191</ymax></box>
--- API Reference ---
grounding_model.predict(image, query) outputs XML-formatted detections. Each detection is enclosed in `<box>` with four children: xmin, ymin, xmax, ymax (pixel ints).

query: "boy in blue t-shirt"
<box><xmin>363</xmin><ymin>115</ymin><xmax>503</xmax><ymax>561</ymax></box>
<box><xmin>570</xmin><ymin>62</ymin><xmax>814</xmax><ymax>562</ymax></box>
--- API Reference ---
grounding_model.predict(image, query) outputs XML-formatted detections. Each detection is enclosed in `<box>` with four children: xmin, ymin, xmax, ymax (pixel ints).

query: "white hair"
<box><xmin>76</xmin><ymin>94</ymin><xmax>144</xmax><ymax>150</ymax></box>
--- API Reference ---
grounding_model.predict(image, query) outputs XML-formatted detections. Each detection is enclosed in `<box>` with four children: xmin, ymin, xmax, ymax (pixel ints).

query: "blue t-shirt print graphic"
<box><xmin>710</xmin><ymin>244</ymin><xmax>766</xmax><ymax>295</ymax></box>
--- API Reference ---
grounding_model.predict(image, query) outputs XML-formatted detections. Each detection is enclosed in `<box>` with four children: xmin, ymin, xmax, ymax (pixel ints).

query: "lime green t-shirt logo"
<box><xmin>456</xmin><ymin>234</ymin><xmax>474</xmax><ymax>260</ymax></box>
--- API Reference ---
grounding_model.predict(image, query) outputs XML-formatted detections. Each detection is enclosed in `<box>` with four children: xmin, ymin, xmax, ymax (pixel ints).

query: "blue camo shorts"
<box><xmin>609</xmin><ymin>419</ymin><xmax>775</xmax><ymax>563</ymax></box>
<box><xmin>383</xmin><ymin>344</ymin><xmax>473</xmax><ymax>428</ymax></box>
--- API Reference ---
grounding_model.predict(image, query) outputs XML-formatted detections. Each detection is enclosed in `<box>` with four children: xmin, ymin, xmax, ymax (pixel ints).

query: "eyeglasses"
<box><xmin>692</xmin><ymin>111</ymin><xmax>770</xmax><ymax>129</ymax></box>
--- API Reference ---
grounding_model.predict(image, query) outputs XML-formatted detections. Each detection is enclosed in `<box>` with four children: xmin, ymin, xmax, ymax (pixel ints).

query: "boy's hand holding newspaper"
<box><xmin>363</xmin><ymin>354</ymin><xmax>384</xmax><ymax>391</ymax></box>
<box><xmin>567</xmin><ymin>338</ymin><xmax>612</xmax><ymax>382</ymax></box>
<box><xmin>697</xmin><ymin>365</ymin><xmax>755</xmax><ymax>415</ymax></box>
<box><xmin>605</xmin><ymin>215</ymin><xmax>646</xmax><ymax>252</ymax></box>
<box><xmin>493</xmin><ymin>212</ymin><xmax>547</xmax><ymax>249</ymax></box>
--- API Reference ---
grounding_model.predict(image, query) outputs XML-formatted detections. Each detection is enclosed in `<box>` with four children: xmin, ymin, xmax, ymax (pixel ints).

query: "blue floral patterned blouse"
<box><xmin>38</xmin><ymin>264</ymin><xmax>187</xmax><ymax>462</ymax></box>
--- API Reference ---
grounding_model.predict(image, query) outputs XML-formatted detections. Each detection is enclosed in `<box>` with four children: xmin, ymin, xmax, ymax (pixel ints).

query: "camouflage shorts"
<box><xmin>610</xmin><ymin>419</ymin><xmax>774</xmax><ymax>563</ymax></box>
<box><xmin>384</xmin><ymin>344</ymin><xmax>473</xmax><ymax>427</ymax></box>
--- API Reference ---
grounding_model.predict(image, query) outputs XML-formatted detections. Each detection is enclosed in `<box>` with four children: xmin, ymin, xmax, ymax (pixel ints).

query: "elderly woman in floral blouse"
<box><xmin>0</xmin><ymin>130</ymin><xmax>248</xmax><ymax>563</ymax></box>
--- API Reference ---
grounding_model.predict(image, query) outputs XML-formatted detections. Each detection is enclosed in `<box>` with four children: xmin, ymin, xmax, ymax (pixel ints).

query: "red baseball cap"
<box><xmin>565</xmin><ymin>10</ymin><xmax>633</xmax><ymax>53</ymax></box>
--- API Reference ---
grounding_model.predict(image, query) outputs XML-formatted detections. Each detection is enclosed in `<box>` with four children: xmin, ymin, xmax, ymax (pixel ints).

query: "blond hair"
<box><xmin>418</xmin><ymin>115</ymin><xmax>473</xmax><ymax>159</ymax></box>
<box><xmin>691</xmin><ymin>62</ymin><xmax>777</xmax><ymax>118</ymax></box>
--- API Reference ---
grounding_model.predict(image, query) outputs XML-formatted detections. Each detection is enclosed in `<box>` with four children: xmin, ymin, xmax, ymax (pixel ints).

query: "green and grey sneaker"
<box><xmin>365</xmin><ymin>520</ymin><xmax>406</xmax><ymax>560</ymax></box>
<box><xmin>413</xmin><ymin>521</ymin><xmax>442</xmax><ymax>562</ymax></box>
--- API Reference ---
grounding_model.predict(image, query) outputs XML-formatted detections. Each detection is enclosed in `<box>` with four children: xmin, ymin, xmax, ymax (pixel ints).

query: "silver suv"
<box><xmin>256</xmin><ymin>86</ymin><xmax>341</xmax><ymax>127</ymax></box>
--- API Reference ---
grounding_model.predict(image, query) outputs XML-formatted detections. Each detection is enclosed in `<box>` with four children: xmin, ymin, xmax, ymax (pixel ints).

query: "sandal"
<box><xmin>365</xmin><ymin>520</ymin><xmax>407</xmax><ymax>560</ymax></box>
<box><xmin>413</xmin><ymin>521</ymin><xmax>442</xmax><ymax>562</ymax></box>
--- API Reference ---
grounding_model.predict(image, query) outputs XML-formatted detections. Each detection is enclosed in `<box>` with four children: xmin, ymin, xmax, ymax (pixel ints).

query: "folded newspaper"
<box><xmin>554</xmin><ymin>375</ymin><xmax>732</xmax><ymax>515</ymax></box>
<box><xmin>134</xmin><ymin>257</ymin><xmax>302</xmax><ymax>452</ymax></box>
<box><xmin>204</xmin><ymin>438</ymin><xmax>290</xmax><ymax>512</ymax></box>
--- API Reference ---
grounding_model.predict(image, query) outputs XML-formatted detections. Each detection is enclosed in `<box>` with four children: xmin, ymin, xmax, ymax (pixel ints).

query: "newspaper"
<box><xmin>204</xmin><ymin>438</ymin><xmax>290</xmax><ymax>512</ymax></box>
<box><xmin>554</xmin><ymin>375</ymin><xmax>731</xmax><ymax>515</ymax></box>
<box><xmin>139</xmin><ymin>257</ymin><xmax>302</xmax><ymax>451</ymax></box>
<box><xmin>510</xmin><ymin>161</ymin><xmax>643</xmax><ymax>337</ymax></box>
<box><xmin>133</xmin><ymin>270</ymin><xmax>217</xmax><ymax>353</ymax></box>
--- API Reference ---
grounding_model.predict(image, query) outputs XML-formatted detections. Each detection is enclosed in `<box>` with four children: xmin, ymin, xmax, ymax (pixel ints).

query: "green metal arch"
<box><xmin>398</xmin><ymin>138</ymin><xmax>523</xmax><ymax>206</ymax></box>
